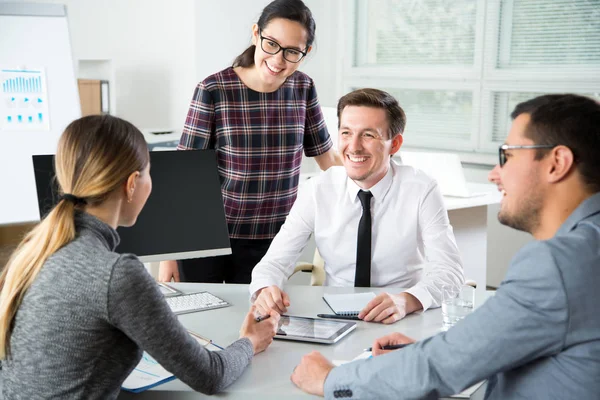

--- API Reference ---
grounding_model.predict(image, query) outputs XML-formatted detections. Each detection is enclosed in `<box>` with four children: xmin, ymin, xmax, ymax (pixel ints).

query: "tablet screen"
<box><xmin>275</xmin><ymin>316</ymin><xmax>356</xmax><ymax>344</ymax></box>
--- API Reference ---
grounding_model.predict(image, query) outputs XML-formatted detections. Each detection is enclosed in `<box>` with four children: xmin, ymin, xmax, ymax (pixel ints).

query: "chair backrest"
<box><xmin>291</xmin><ymin>248</ymin><xmax>326</xmax><ymax>286</ymax></box>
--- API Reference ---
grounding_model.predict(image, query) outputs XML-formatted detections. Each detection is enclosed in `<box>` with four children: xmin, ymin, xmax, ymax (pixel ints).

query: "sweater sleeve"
<box><xmin>107</xmin><ymin>254</ymin><xmax>253</xmax><ymax>394</ymax></box>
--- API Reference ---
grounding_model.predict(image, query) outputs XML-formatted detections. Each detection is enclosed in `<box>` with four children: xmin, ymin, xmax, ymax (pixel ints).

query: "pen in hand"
<box><xmin>255</xmin><ymin>314</ymin><xmax>271</xmax><ymax>323</ymax></box>
<box><xmin>364</xmin><ymin>343</ymin><xmax>410</xmax><ymax>352</ymax></box>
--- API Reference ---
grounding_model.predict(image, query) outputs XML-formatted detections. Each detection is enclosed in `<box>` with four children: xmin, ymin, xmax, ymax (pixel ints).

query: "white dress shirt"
<box><xmin>249</xmin><ymin>161</ymin><xmax>464</xmax><ymax>310</ymax></box>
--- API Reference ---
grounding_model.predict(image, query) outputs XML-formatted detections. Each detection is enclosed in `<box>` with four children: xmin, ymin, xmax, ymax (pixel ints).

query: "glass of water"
<box><xmin>441</xmin><ymin>284</ymin><xmax>474</xmax><ymax>331</ymax></box>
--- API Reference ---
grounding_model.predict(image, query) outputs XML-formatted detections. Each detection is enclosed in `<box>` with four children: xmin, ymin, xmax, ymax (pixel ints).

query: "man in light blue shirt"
<box><xmin>291</xmin><ymin>93</ymin><xmax>600</xmax><ymax>399</ymax></box>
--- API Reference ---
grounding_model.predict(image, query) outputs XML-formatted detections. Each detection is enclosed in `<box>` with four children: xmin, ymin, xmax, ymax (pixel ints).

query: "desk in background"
<box><xmin>118</xmin><ymin>284</ymin><xmax>490</xmax><ymax>400</ymax></box>
<box><xmin>142</xmin><ymin>129</ymin><xmax>181</xmax><ymax>151</ymax></box>
<box><xmin>444</xmin><ymin>186</ymin><xmax>501</xmax><ymax>294</ymax></box>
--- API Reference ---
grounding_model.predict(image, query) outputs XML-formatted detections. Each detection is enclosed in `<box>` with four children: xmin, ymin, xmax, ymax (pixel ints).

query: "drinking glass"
<box><xmin>441</xmin><ymin>284</ymin><xmax>474</xmax><ymax>331</ymax></box>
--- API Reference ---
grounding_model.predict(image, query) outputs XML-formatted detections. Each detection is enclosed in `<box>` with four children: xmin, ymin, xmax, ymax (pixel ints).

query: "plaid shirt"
<box><xmin>178</xmin><ymin>67</ymin><xmax>333</xmax><ymax>239</ymax></box>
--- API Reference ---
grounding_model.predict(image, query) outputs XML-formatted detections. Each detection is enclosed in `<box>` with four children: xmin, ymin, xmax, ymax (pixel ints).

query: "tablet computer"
<box><xmin>274</xmin><ymin>316</ymin><xmax>356</xmax><ymax>344</ymax></box>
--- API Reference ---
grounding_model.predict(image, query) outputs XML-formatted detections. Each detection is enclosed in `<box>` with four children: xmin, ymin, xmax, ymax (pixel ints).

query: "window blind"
<box><xmin>356</xmin><ymin>0</ymin><xmax>477</xmax><ymax>66</ymax></box>
<box><xmin>497</xmin><ymin>0</ymin><xmax>600</xmax><ymax>69</ymax></box>
<box><xmin>386</xmin><ymin>89</ymin><xmax>472</xmax><ymax>141</ymax></box>
<box><xmin>492</xmin><ymin>91</ymin><xmax>600</xmax><ymax>143</ymax></box>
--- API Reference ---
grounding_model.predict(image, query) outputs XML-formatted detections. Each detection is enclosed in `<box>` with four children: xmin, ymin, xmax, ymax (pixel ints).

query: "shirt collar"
<box><xmin>346</xmin><ymin>161</ymin><xmax>395</xmax><ymax>203</ymax></box>
<box><xmin>557</xmin><ymin>192</ymin><xmax>600</xmax><ymax>235</ymax></box>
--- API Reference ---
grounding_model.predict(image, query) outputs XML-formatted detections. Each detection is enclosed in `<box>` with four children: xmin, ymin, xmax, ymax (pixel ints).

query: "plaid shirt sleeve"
<box><xmin>178</xmin><ymin>82</ymin><xmax>215</xmax><ymax>150</ymax></box>
<box><xmin>302</xmin><ymin>80</ymin><xmax>333</xmax><ymax>157</ymax></box>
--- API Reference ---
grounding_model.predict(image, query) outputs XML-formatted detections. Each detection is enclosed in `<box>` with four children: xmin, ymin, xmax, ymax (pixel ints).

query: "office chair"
<box><xmin>292</xmin><ymin>248</ymin><xmax>326</xmax><ymax>286</ymax></box>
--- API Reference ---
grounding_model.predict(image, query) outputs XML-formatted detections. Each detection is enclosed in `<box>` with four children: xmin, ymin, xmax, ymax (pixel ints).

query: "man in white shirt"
<box><xmin>250</xmin><ymin>88</ymin><xmax>463</xmax><ymax>323</ymax></box>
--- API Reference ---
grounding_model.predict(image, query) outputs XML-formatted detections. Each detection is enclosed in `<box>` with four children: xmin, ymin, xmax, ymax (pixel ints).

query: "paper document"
<box><xmin>121</xmin><ymin>330</ymin><xmax>222</xmax><ymax>393</ymax></box>
<box><xmin>333</xmin><ymin>350</ymin><xmax>372</xmax><ymax>366</ymax></box>
<box><xmin>121</xmin><ymin>352</ymin><xmax>176</xmax><ymax>393</ymax></box>
<box><xmin>323</xmin><ymin>292</ymin><xmax>376</xmax><ymax>316</ymax></box>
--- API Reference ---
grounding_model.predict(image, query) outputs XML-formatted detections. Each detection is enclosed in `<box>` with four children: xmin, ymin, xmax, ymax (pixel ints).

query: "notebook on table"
<box><xmin>322</xmin><ymin>292</ymin><xmax>376</xmax><ymax>316</ymax></box>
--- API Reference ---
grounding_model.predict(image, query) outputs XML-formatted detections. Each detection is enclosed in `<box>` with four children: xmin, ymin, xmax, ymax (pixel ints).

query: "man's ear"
<box><xmin>389</xmin><ymin>134</ymin><xmax>403</xmax><ymax>156</ymax></box>
<box><xmin>547</xmin><ymin>145</ymin><xmax>575</xmax><ymax>183</ymax></box>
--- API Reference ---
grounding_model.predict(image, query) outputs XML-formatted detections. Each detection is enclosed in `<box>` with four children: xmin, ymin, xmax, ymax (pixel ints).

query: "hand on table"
<box><xmin>358</xmin><ymin>292</ymin><xmax>422</xmax><ymax>324</ymax></box>
<box><xmin>291</xmin><ymin>351</ymin><xmax>334</xmax><ymax>397</ymax></box>
<box><xmin>158</xmin><ymin>260</ymin><xmax>180</xmax><ymax>282</ymax></box>
<box><xmin>253</xmin><ymin>285</ymin><xmax>290</xmax><ymax>315</ymax></box>
<box><xmin>371</xmin><ymin>332</ymin><xmax>416</xmax><ymax>356</ymax></box>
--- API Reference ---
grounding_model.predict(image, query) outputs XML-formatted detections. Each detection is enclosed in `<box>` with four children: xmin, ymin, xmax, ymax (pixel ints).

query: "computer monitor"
<box><xmin>32</xmin><ymin>149</ymin><xmax>231</xmax><ymax>262</ymax></box>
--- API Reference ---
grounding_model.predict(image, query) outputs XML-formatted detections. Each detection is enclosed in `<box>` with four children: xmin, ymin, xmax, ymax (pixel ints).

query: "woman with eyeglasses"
<box><xmin>159</xmin><ymin>0</ymin><xmax>340</xmax><ymax>284</ymax></box>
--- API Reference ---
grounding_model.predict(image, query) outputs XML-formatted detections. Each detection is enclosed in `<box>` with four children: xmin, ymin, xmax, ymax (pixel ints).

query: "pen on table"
<box><xmin>255</xmin><ymin>314</ymin><xmax>271</xmax><ymax>322</ymax></box>
<box><xmin>317</xmin><ymin>313</ymin><xmax>361</xmax><ymax>321</ymax></box>
<box><xmin>187</xmin><ymin>329</ymin><xmax>212</xmax><ymax>345</ymax></box>
<box><xmin>364</xmin><ymin>343</ymin><xmax>410</xmax><ymax>352</ymax></box>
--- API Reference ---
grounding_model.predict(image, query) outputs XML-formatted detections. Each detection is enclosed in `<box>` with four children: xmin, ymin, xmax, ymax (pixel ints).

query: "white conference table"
<box><xmin>118</xmin><ymin>284</ymin><xmax>489</xmax><ymax>400</ymax></box>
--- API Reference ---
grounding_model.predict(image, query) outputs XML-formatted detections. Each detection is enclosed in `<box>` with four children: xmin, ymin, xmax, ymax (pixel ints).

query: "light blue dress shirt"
<box><xmin>325</xmin><ymin>192</ymin><xmax>600</xmax><ymax>399</ymax></box>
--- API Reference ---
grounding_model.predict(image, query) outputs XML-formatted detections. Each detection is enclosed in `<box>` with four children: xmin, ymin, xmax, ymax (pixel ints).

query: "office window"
<box><xmin>491</xmin><ymin>91</ymin><xmax>600</xmax><ymax>143</ymax></box>
<box><xmin>347</xmin><ymin>0</ymin><xmax>600</xmax><ymax>157</ymax></box>
<box><xmin>382</xmin><ymin>89</ymin><xmax>472</xmax><ymax>142</ymax></box>
<box><xmin>355</xmin><ymin>0</ymin><xmax>477</xmax><ymax>67</ymax></box>
<box><xmin>496</xmin><ymin>0</ymin><xmax>600</xmax><ymax>69</ymax></box>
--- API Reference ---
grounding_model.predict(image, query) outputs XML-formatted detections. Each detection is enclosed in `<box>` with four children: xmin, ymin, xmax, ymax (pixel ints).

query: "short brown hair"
<box><xmin>337</xmin><ymin>88</ymin><xmax>406</xmax><ymax>139</ymax></box>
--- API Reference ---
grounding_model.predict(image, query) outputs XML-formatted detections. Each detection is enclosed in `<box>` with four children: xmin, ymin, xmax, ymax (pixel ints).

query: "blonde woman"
<box><xmin>0</xmin><ymin>115</ymin><xmax>279</xmax><ymax>399</ymax></box>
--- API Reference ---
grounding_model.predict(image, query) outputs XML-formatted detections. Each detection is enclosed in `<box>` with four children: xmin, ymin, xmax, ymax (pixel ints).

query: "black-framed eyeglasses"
<box><xmin>259</xmin><ymin>33</ymin><xmax>307</xmax><ymax>63</ymax></box>
<box><xmin>498</xmin><ymin>144</ymin><xmax>557</xmax><ymax>167</ymax></box>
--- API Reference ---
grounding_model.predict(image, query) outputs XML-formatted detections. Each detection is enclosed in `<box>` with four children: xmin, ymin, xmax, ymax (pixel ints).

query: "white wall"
<box><xmin>194</xmin><ymin>0</ymin><xmax>270</xmax><ymax>86</ymax></box>
<box><xmin>193</xmin><ymin>0</ymin><xmax>343</xmax><ymax>108</ymax></box>
<box><xmin>7</xmin><ymin>0</ymin><xmax>197</xmax><ymax>132</ymax></box>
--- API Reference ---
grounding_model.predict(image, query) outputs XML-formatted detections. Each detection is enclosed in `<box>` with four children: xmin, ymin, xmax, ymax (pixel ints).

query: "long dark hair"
<box><xmin>232</xmin><ymin>0</ymin><xmax>316</xmax><ymax>68</ymax></box>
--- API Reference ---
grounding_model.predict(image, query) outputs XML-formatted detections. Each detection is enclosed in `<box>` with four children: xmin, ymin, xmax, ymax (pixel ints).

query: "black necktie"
<box><xmin>355</xmin><ymin>190</ymin><xmax>373</xmax><ymax>287</ymax></box>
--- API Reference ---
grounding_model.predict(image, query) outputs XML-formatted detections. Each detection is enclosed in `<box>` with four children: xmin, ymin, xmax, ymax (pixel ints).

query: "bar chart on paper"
<box><xmin>0</xmin><ymin>68</ymin><xmax>50</xmax><ymax>131</ymax></box>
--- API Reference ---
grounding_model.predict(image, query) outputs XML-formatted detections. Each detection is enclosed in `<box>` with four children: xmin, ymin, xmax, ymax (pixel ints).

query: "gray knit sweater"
<box><xmin>1</xmin><ymin>212</ymin><xmax>254</xmax><ymax>399</ymax></box>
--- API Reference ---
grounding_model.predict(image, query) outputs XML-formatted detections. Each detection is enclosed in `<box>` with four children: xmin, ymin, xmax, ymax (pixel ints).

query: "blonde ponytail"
<box><xmin>0</xmin><ymin>200</ymin><xmax>78</xmax><ymax>358</ymax></box>
<box><xmin>0</xmin><ymin>114</ymin><xmax>148</xmax><ymax>359</ymax></box>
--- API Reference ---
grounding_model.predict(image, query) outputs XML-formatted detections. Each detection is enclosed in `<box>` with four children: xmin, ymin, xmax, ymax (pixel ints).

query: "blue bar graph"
<box><xmin>1</xmin><ymin>69</ymin><xmax>49</xmax><ymax>130</ymax></box>
<box><xmin>2</xmin><ymin>75</ymin><xmax>43</xmax><ymax>93</ymax></box>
